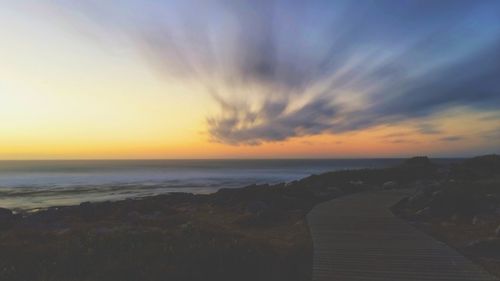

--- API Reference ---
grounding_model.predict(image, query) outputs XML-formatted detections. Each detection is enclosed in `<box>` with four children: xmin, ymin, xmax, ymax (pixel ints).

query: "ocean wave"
<box><xmin>0</xmin><ymin>159</ymin><xmax>413</xmax><ymax>210</ymax></box>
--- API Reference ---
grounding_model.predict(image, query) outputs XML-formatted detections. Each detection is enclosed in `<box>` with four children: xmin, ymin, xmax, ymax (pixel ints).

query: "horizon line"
<box><xmin>0</xmin><ymin>156</ymin><xmax>482</xmax><ymax>161</ymax></box>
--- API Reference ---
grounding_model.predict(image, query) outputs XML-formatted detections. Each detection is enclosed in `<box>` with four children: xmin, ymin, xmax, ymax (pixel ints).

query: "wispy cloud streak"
<box><xmin>48</xmin><ymin>0</ymin><xmax>500</xmax><ymax>144</ymax></box>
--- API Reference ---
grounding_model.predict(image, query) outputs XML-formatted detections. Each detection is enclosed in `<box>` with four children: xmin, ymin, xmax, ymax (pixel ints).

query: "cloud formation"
<box><xmin>49</xmin><ymin>0</ymin><xmax>500</xmax><ymax>144</ymax></box>
<box><xmin>440</xmin><ymin>136</ymin><xmax>464</xmax><ymax>142</ymax></box>
<box><xmin>207</xmin><ymin>97</ymin><xmax>339</xmax><ymax>145</ymax></box>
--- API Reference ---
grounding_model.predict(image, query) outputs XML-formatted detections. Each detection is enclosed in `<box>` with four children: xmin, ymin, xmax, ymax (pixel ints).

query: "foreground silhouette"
<box><xmin>0</xmin><ymin>155</ymin><xmax>499</xmax><ymax>280</ymax></box>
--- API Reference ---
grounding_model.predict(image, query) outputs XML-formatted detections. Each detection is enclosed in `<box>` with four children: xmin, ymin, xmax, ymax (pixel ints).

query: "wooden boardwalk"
<box><xmin>307</xmin><ymin>190</ymin><xmax>498</xmax><ymax>281</ymax></box>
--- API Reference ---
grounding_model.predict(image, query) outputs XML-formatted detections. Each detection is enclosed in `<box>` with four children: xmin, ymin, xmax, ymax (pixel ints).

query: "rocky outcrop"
<box><xmin>449</xmin><ymin>154</ymin><xmax>500</xmax><ymax>180</ymax></box>
<box><xmin>465</xmin><ymin>238</ymin><xmax>500</xmax><ymax>258</ymax></box>
<box><xmin>0</xmin><ymin>208</ymin><xmax>13</xmax><ymax>219</ymax></box>
<box><xmin>0</xmin><ymin>208</ymin><xmax>15</xmax><ymax>230</ymax></box>
<box><xmin>382</xmin><ymin>181</ymin><xmax>398</xmax><ymax>190</ymax></box>
<box><xmin>246</xmin><ymin>200</ymin><xmax>269</xmax><ymax>216</ymax></box>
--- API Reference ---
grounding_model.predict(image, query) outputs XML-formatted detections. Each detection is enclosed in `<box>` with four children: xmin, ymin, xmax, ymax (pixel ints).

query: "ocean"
<box><xmin>0</xmin><ymin>159</ymin><xmax>454</xmax><ymax>211</ymax></box>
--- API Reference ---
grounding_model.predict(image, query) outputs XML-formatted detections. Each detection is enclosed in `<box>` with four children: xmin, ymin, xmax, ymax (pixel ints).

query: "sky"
<box><xmin>0</xmin><ymin>0</ymin><xmax>499</xmax><ymax>159</ymax></box>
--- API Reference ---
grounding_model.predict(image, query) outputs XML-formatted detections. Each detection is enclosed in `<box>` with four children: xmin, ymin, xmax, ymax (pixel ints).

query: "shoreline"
<box><xmin>0</xmin><ymin>158</ymin><xmax>463</xmax><ymax>212</ymax></box>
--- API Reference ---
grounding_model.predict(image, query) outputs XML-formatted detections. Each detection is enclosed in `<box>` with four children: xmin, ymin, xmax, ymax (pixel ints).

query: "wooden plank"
<box><xmin>307</xmin><ymin>190</ymin><xmax>498</xmax><ymax>281</ymax></box>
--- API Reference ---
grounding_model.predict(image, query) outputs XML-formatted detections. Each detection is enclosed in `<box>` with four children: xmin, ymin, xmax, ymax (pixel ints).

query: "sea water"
<box><xmin>0</xmin><ymin>159</ymin><xmax>446</xmax><ymax>210</ymax></box>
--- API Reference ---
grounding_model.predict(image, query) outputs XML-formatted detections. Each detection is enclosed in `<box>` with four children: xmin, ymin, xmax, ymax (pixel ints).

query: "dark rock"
<box><xmin>180</xmin><ymin>221</ymin><xmax>194</xmax><ymax>234</ymax></box>
<box><xmin>496</xmin><ymin>225</ymin><xmax>500</xmax><ymax>237</ymax></box>
<box><xmin>401</xmin><ymin>156</ymin><xmax>433</xmax><ymax>168</ymax></box>
<box><xmin>349</xmin><ymin>180</ymin><xmax>363</xmax><ymax>186</ymax></box>
<box><xmin>408</xmin><ymin>190</ymin><xmax>427</xmax><ymax>205</ymax></box>
<box><xmin>382</xmin><ymin>181</ymin><xmax>398</xmax><ymax>190</ymax></box>
<box><xmin>143</xmin><ymin>211</ymin><xmax>163</xmax><ymax>220</ymax></box>
<box><xmin>0</xmin><ymin>208</ymin><xmax>13</xmax><ymax>219</ymax></box>
<box><xmin>471</xmin><ymin>216</ymin><xmax>487</xmax><ymax>225</ymax></box>
<box><xmin>465</xmin><ymin>238</ymin><xmax>500</xmax><ymax>258</ymax></box>
<box><xmin>450</xmin><ymin>154</ymin><xmax>500</xmax><ymax>180</ymax></box>
<box><xmin>408</xmin><ymin>181</ymin><xmax>440</xmax><ymax>206</ymax></box>
<box><xmin>273</xmin><ymin>182</ymin><xmax>286</xmax><ymax>189</ymax></box>
<box><xmin>314</xmin><ymin>191</ymin><xmax>335</xmax><ymax>200</ymax></box>
<box><xmin>415</xmin><ymin>180</ymin><xmax>440</xmax><ymax>192</ymax></box>
<box><xmin>55</xmin><ymin>228</ymin><xmax>71</xmax><ymax>235</ymax></box>
<box><xmin>440</xmin><ymin>221</ymin><xmax>455</xmax><ymax>227</ymax></box>
<box><xmin>482</xmin><ymin>195</ymin><xmax>499</xmax><ymax>213</ymax></box>
<box><xmin>80</xmin><ymin>201</ymin><xmax>92</xmax><ymax>207</ymax></box>
<box><xmin>390</xmin><ymin>197</ymin><xmax>409</xmax><ymax>213</ymax></box>
<box><xmin>431</xmin><ymin>190</ymin><xmax>444</xmax><ymax>200</ymax></box>
<box><xmin>415</xmin><ymin>207</ymin><xmax>431</xmax><ymax>218</ymax></box>
<box><xmin>426</xmin><ymin>185</ymin><xmax>487</xmax><ymax>218</ymax></box>
<box><xmin>326</xmin><ymin>187</ymin><xmax>341</xmax><ymax>195</ymax></box>
<box><xmin>79</xmin><ymin>202</ymin><xmax>100</xmax><ymax>221</ymax></box>
<box><xmin>94</xmin><ymin>226</ymin><xmax>116</xmax><ymax>235</ymax></box>
<box><xmin>395</xmin><ymin>157</ymin><xmax>438</xmax><ymax>181</ymax></box>
<box><xmin>464</xmin><ymin>155</ymin><xmax>500</xmax><ymax>175</ymax></box>
<box><xmin>0</xmin><ymin>208</ymin><xmax>15</xmax><ymax>230</ymax></box>
<box><xmin>127</xmin><ymin>211</ymin><xmax>142</xmax><ymax>220</ymax></box>
<box><xmin>246</xmin><ymin>201</ymin><xmax>269</xmax><ymax>216</ymax></box>
<box><xmin>486</xmin><ymin>194</ymin><xmax>498</xmax><ymax>202</ymax></box>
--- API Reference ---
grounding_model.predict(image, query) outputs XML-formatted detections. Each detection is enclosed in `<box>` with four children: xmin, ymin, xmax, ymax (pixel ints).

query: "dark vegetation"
<box><xmin>0</xmin><ymin>166</ymin><xmax>370</xmax><ymax>281</ymax></box>
<box><xmin>392</xmin><ymin>155</ymin><xmax>500</xmax><ymax>277</ymax></box>
<box><xmin>0</xmin><ymin>155</ymin><xmax>498</xmax><ymax>280</ymax></box>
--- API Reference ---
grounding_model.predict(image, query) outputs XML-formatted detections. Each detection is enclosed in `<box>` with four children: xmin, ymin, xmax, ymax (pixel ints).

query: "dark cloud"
<box><xmin>440</xmin><ymin>136</ymin><xmax>464</xmax><ymax>142</ymax></box>
<box><xmin>380</xmin><ymin>132</ymin><xmax>410</xmax><ymax>139</ymax></box>
<box><xmin>207</xmin><ymin>97</ymin><xmax>338</xmax><ymax>145</ymax></box>
<box><xmin>50</xmin><ymin>0</ymin><xmax>500</xmax><ymax>145</ymax></box>
<box><xmin>388</xmin><ymin>139</ymin><xmax>420</xmax><ymax>144</ymax></box>
<box><xmin>481</xmin><ymin>129</ymin><xmax>500</xmax><ymax>140</ymax></box>
<box><xmin>415</xmin><ymin>124</ymin><xmax>442</xmax><ymax>135</ymax></box>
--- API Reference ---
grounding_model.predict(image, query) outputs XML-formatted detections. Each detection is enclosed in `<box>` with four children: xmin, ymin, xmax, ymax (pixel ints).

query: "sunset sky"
<box><xmin>1</xmin><ymin>0</ymin><xmax>499</xmax><ymax>159</ymax></box>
